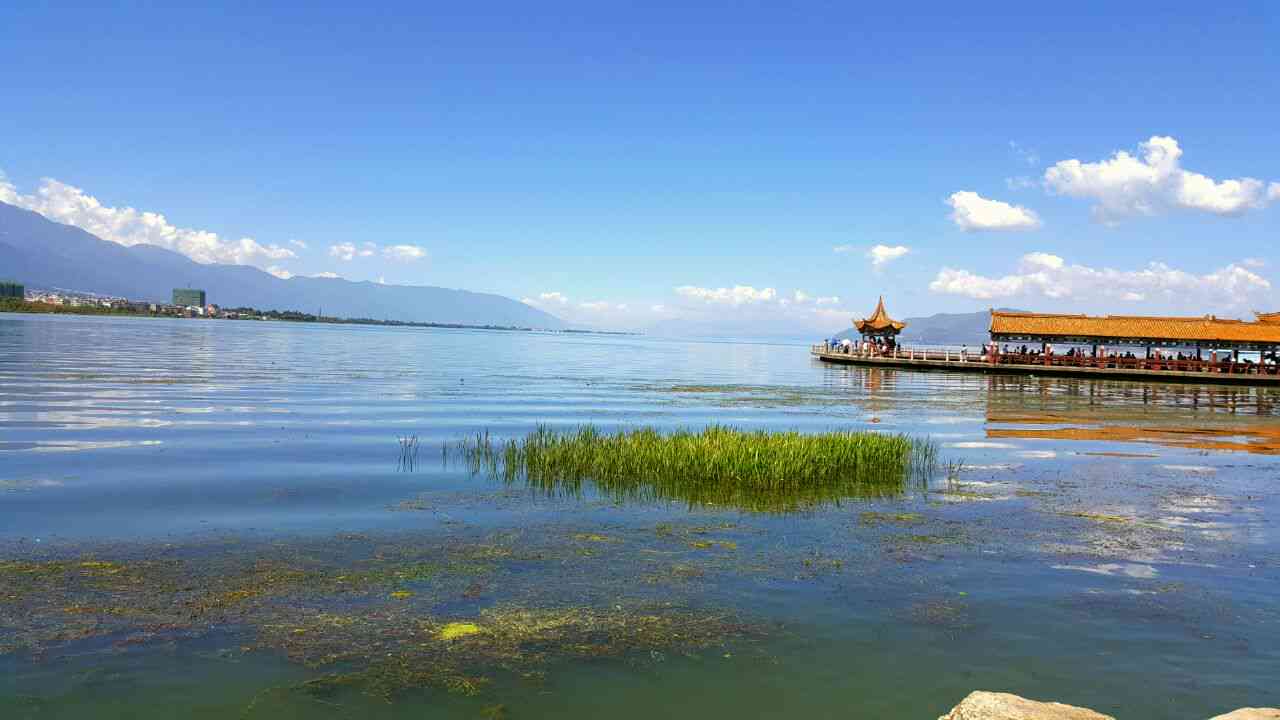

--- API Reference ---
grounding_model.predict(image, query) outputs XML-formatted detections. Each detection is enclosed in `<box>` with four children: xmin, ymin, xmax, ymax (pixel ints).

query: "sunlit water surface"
<box><xmin>1</xmin><ymin>314</ymin><xmax>1277</xmax><ymax>719</ymax></box>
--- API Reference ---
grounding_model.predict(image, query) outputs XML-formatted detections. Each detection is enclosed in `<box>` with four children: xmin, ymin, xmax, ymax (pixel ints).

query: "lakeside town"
<box><xmin>2</xmin><ymin>280</ymin><xmax>251</xmax><ymax>319</ymax></box>
<box><xmin>0</xmin><ymin>279</ymin><xmax>637</xmax><ymax>334</ymax></box>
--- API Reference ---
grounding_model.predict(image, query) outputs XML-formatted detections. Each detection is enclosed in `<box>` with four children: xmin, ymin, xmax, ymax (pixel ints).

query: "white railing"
<box><xmin>812</xmin><ymin>344</ymin><xmax>982</xmax><ymax>363</ymax></box>
<box><xmin>812</xmin><ymin>344</ymin><xmax>1280</xmax><ymax>377</ymax></box>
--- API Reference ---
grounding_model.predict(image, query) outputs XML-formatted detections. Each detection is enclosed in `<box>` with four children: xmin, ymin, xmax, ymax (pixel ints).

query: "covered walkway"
<box><xmin>988</xmin><ymin>311</ymin><xmax>1280</xmax><ymax>377</ymax></box>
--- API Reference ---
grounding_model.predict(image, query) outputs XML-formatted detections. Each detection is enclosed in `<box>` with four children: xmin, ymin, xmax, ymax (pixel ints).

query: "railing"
<box><xmin>811</xmin><ymin>345</ymin><xmax>1280</xmax><ymax>376</ymax></box>
<box><xmin>991</xmin><ymin>351</ymin><xmax>1278</xmax><ymax>376</ymax></box>
<box><xmin>810</xmin><ymin>345</ymin><xmax>981</xmax><ymax>363</ymax></box>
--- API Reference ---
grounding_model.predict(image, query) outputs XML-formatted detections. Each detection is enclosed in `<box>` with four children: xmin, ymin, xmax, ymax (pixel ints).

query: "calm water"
<box><xmin>1</xmin><ymin>314</ymin><xmax>1278</xmax><ymax>718</ymax></box>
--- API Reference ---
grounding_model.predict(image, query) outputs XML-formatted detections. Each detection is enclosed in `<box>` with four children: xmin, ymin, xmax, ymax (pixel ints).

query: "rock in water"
<box><xmin>1208</xmin><ymin>711</ymin><xmax>1280</xmax><ymax>720</ymax></box>
<box><xmin>938</xmin><ymin>691</ymin><xmax>1115</xmax><ymax>720</ymax></box>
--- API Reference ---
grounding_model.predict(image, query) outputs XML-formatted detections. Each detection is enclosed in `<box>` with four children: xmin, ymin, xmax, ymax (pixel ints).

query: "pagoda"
<box><xmin>854</xmin><ymin>296</ymin><xmax>906</xmax><ymax>346</ymax></box>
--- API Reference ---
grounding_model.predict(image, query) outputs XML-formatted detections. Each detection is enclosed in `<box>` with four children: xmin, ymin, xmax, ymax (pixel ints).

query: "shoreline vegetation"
<box><xmin>454</xmin><ymin>424</ymin><xmax>938</xmax><ymax>511</ymax></box>
<box><xmin>0</xmin><ymin>297</ymin><xmax>636</xmax><ymax>335</ymax></box>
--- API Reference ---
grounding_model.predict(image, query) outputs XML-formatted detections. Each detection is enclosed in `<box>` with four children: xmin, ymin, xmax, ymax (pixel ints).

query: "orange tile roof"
<box><xmin>1257</xmin><ymin>311</ymin><xmax>1280</xmax><ymax>325</ymax></box>
<box><xmin>854</xmin><ymin>296</ymin><xmax>906</xmax><ymax>333</ymax></box>
<box><xmin>989</xmin><ymin>310</ymin><xmax>1280</xmax><ymax>345</ymax></box>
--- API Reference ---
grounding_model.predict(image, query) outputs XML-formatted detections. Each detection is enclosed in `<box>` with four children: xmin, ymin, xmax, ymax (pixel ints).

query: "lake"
<box><xmin>1</xmin><ymin>313</ymin><xmax>1277</xmax><ymax>718</ymax></box>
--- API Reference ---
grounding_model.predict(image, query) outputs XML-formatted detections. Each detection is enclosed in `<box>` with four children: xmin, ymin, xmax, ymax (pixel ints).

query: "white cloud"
<box><xmin>1009</xmin><ymin>140</ymin><xmax>1040</xmax><ymax>167</ymax></box>
<box><xmin>313</xmin><ymin>271</ymin><xmax>340</xmax><ymax>279</ymax></box>
<box><xmin>1021</xmin><ymin>251</ymin><xmax>1064</xmax><ymax>270</ymax></box>
<box><xmin>0</xmin><ymin>174</ymin><xmax>297</xmax><ymax>267</ymax></box>
<box><xmin>668</xmin><ymin>283</ymin><xmax>858</xmax><ymax>334</ymax></box>
<box><xmin>1044</xmin><ymin>136</ymin><xmax>1276</xmax><ymax>221</ymax></box>
<box><xmin>674</xmin><ymin>284</ymin><xmax>847</xmax><ymax>312</ymax></box>
<box><xmin>833</xmin><ymin>244</ymin><xmax>856</xmax><ymax>253</ymax></box>
<box><xmin>288</xmin><ymin>239</ymin><xmax>308</xmax><ymax>249</ymax></box>
<box><xmin>329</xmin><ymin>243</ymin><xmax>357</xmax><ymax>261</ymax></box>
<box><xmin>579</xmin><ymin>300</ymin><xmax>625</xmax><ymax>312</ymax></box>
<box><xmin>929</xmin><ymin>252</ymin><xmax>1272</xmax><ymax>311</ymax></box>
<box><xmin>782</xmin><ymin>290</ymin><xmax>841</xmax><ymax>307</ymax></box>
<box><xmin>382</xmin><ymin>244</ymin><xmax>427</xmax><ymax>261</ymax></box>
<box><xmin>930</xmin><ymin>268</ymin><xmax>1028</xmax><ymax>300</ymax></box>
<box><xmin>675</xmin><ymin>285</ymin><xmax>777</xmax><ymax>305</ymax></box>
<box><xmin>947</xmin><ymin>191</ymin><xmax>1042</xmax><ymax>231</ymax></box>
<box><xmin>330</xmin><ymin>242</ymin><xmax>380</xmax><ymax>260</ymax></box>
<box><xmin>523</xmin><ymin>284</ymin><xmax>851</xmax><ymax>332</ymax></box>
<box><xmin>532</xmin><ymin>292</ymin><xmax>569</xmax><ymax>305</ymax></box>
<box><xmin>807</xmin><ymin>306</ymin><xmax>860</xmax><ymax>325</ymax></box>
<box><xmin>266</xmin><ymin>266</ymin><xmax>294</xmax><ymax>280</ymax></box>
<box><xmin>521</xmin><ymin>291</ymin><xmax>635</xmax><ymax>326</ymax></box>
<box><xmin>867</xmin><ymin>244</ymin><xmax>910</xmax><ymax>268</ymax></box>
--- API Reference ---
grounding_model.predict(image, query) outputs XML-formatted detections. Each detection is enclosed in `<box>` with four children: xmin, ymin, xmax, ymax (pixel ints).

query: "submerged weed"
<box><xmin>859</xmin><ymin>511</ymin><xmax>925</xmax><ymax>526</ymax></box>
<box><xmin>258</xmin><ymin>603</ymin><xmax>757</xmax><ymax>703</ymax></box>
<box><xmin>2</xmin><ymin>536</ymin><xmax>764</xmax><ymax>705</ymax></box>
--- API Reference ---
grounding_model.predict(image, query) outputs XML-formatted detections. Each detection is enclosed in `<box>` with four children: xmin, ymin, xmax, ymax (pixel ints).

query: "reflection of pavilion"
<box><xmin>980</xmin><ymin>374</ymin><xmax>1280</xmax><ymax>454</ymax></box>
<box><xmin>983</xmin><ymin>373</ymin><xmax>1280</xmax><ymax>419</ymax></box>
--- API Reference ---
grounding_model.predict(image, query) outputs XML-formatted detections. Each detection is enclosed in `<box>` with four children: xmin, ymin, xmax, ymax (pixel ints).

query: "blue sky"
<box><xmin>2</xmin><ymin>2</ymin><xmax>1277</xmax><ymax>333</ymax></box>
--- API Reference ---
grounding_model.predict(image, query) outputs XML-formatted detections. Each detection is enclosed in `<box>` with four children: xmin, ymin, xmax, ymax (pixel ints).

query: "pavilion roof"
<box><xmin>989</xmin><ymin>310</ymin><xmax>1280</xmax><ymax>345</ymax></box>
<box><xmin>1257</xmin><ymin>311</ymin><xmax>1280</xmax><ymax>325</ymax></box>
<box><xmin>854</xmin><ymin>296</ymin><xmax>906</xmax><ymax>334</ymax></box>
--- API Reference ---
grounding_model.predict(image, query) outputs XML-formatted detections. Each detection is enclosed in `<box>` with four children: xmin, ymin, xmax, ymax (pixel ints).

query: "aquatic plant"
<box><xmin>455</xmin><ymin>424</ymin><xmax>937</xmax><ymax>512</ymax></box>
<box><xmin>397</xmin><ymin>434</ymin><xmax>420</xmax><ymax>471</ymax></box>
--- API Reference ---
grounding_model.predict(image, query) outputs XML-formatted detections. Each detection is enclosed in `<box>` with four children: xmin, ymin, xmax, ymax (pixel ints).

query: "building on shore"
<box><xmin>0</xmin><ymin>281</ymin><xmax>24</xmax><ymax>300</ymax></box>
<box><xmin>173</xmin><ymin>288</ymin><xmax>207</xmax><ymax>308</ymax></box>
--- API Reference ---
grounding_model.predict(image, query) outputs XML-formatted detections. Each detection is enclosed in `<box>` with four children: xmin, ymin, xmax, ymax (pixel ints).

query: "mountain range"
<box><xmin>0</xmin><ymin>201</ymin><xmax>565</xmax><ymax>329</ymax></box>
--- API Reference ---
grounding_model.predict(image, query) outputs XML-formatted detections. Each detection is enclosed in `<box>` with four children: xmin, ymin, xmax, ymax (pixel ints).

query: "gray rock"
<box><xmin>1208</xmin><ymin>711</ymin><xmax>1280</xmax><ymax>720</ymax></box>
<box><xmin>938</xmin><ymin>691</ymin><xmax>1115</xmax><ymax>720</ymax></box>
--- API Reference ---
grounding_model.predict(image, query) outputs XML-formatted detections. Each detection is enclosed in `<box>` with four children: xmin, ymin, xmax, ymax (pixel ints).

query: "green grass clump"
<box><xmin>456</xmin><ymin>425</ymin><xmax>936</xmax><ymax>512</ymax></box>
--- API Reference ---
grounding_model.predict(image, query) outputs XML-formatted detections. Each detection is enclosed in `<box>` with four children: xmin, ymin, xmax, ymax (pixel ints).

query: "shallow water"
<box><xmin>1</xmin><ymin>314</ymin><xmax>1278</xmax><ymax>718</ymax></box>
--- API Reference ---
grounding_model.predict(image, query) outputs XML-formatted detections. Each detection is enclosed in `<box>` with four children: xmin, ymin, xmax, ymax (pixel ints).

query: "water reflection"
<box><xmin>2</xmin><ymin>316</ymin><xmax>1279</xmax><ymax>719</ymax></box>
<box><xmin>982</xmin><ymin>375</ymin><xmax>1280</xmax><ymax>454</ymax></box>
<box><xmin>983</xmin><ymin>375</ymin><xmax>1280</xmax><ymax>417</ymax></box>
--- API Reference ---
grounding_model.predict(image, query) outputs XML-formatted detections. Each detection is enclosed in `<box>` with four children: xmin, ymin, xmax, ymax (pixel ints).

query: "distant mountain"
<box><xmin>832</xmin><ymin>308</ymin><xmax>1029</xmax><ymax>346</ymax></box>
<box><xmin>0</xmin><ymin>201</ymin><xmax>565</xmax><ymax>329</ymax></box>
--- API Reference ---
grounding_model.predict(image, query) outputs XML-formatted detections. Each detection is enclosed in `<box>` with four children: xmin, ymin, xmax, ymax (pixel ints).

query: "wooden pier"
<box><xmin>811</xmin><ymin>346</ymin><xmax>1280</xmax><ymax>387</ymax></box>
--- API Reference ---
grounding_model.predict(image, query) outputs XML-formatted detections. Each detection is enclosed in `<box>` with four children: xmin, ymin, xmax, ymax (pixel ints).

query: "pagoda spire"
<box><xmin>854</xmin><ymin>296</ymin><xmax>906</xmax><ymax>335</ymax></box>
